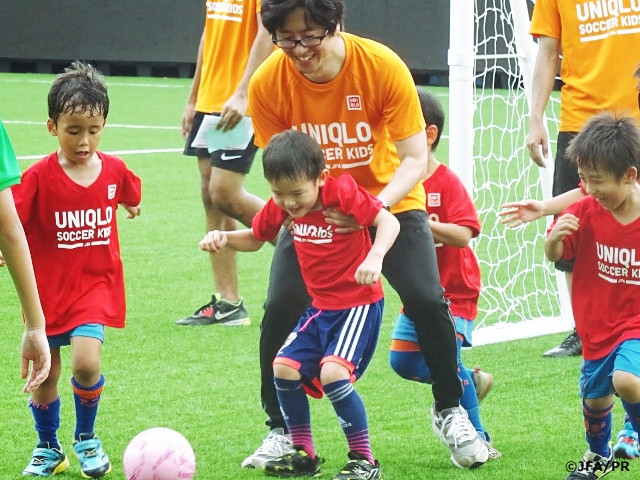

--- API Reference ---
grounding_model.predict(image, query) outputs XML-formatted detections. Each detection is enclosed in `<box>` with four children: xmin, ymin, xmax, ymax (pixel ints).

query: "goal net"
<box><xmin>448</xmin><ymin>0</ymin><xmax>573</xmax><ymax>345</ymax></box>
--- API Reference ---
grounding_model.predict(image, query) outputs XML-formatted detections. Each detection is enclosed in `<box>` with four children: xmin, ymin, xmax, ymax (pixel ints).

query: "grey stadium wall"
<box><xmin>0</xmin><ymin>0</ymin><xmax>449</xmax><ymax>81</ymax></box>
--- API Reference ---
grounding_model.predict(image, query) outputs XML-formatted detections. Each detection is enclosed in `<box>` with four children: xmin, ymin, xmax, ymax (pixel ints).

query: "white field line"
<box><xmin>0</xmin><ymin>78</ymin><xmax>186</xmax><ymax>88</ymax></box>
<box><xmin>17</xmin><ymin>148</ymin><xmax>183</xmax><ymax>161</ymax></box>
<box><xmin>4</xmin><ymin>121</ymin><xmax>183</xmax><ymax>160</ymax></box>
<box><xmin>4</xmin><ymin>120</ymin><xmax>179</xmax><ymax>130</ymax></box>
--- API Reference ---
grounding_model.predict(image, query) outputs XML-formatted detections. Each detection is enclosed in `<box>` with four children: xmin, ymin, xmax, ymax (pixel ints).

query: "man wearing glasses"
<box><xmin>242</xmin><ymin>0</ymin><xmax>489</xmax><ymax>474</ymax></box>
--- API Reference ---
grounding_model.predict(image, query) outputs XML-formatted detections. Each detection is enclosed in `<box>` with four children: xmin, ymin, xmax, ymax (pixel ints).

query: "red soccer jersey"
<box><xmin>424</xmin><ymin>164</ymin><xmax>481</xmax><ymax>320</ymax></box>
<box><xmin>12</xmin><ymin>152</ymin><xmax>142</xmax><ymax>336</ymax></box>
<box><xmin>252</xmin><ymin>174</ymin><xmax>383</xmax><ymax>310</ymax></box>
<box><xmin>549</xmin><ymin>196</ymin><xmax>640</xmax><ymax>360</ymax></box>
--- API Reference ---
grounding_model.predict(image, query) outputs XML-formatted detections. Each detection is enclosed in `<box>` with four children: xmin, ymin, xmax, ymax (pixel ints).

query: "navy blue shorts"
<box><xmin>274</xmin><ymin>299</ymin><xmax>384</xmax><ymax>398</ymax></box>
<box><xmin>183</xmin><ymin>111</ymin><xmax>258</xmax><ymax>175</ymax></box>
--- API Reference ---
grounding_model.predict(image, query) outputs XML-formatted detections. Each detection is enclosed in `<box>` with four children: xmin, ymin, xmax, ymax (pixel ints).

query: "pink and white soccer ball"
<box><xmin>123</xmin><ymin>427</ymin><xmax>196</xmax><ymax>480</ymax></box>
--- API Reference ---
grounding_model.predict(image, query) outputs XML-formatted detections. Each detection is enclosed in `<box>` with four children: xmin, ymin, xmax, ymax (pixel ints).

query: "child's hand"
<box><xmin>548</xmin><ymin>213</ymin><xmax>579</xmax><ymax>242</ymax></box>
<box><xmin>499</xmin><ymin>200</ymin><xmax>545</xmax><ymax>227</ymax></box>
<box><xmin>355</xmin><ymin>256</ymin><xmax>382</xmax><ymax>286</ymax></box>
<box><xmin>199</xmin><ymin>230</ymin><xmax>227</xmax><ymax>253</ymax></box>
<box><xmin>121</xmin><ymin>204</ymin><xmax>141</xmax><ymax>219</ymax></box>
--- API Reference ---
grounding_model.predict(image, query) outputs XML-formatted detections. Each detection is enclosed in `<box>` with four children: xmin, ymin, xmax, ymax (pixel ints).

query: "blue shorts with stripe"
<box><xmin>274</xmin><ymin>299</ymin><xmax>384</xmax><ymax>398</ymax></box>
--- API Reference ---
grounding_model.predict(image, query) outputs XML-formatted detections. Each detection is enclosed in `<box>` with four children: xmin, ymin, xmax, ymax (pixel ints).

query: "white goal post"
<box><xmin>448</xmin><ymin>0</ymin><xmax>573</xmax><ymax>345</ymax></box>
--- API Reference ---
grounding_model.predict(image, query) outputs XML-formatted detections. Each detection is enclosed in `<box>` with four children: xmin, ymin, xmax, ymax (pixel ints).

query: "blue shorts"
<box><xmin>48</xmin><ymin>324</ymin><xmax>105</xmax><ymax>349</ymax></box>
<box><xmin>183</xmin><ymin>111</ymin><xmax>258</xmax><ymax>174</ymax></box>
<box><xmin>579</xmin><ymin>339</ymin><xmax>640</xmax><ymax>399</ymax></box>
<box><xmin>392</xmin><ymin>312</ymin><xmax>474</xmax><ymax>347</ymax></box>
<box><xmin>274</xmin><ymin>299</ymin><xmax>384</xmax><ymax>398</ymax></box>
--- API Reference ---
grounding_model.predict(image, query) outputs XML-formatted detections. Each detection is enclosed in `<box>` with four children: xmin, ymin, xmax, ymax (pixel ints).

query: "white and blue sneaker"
<box><xmin>431</xmin><ymin>405</ymin><xmax>489</xmax><ymax>469</ymax></box>
<box><xmin>22</xmin><ymin>443</ymin><xmax>70</xmax><ymax>476</ymax></box>
<box><xmin>73</xmin><ymin>433</ymin><xmax>111</xmax><ymax>478</ymax></box>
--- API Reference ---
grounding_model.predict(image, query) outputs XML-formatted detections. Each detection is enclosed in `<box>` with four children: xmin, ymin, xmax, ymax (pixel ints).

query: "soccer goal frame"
<box><xmin>447</xmin><ymin>0</ymin><xmax>573</xmax><ymax>345</ymax></box>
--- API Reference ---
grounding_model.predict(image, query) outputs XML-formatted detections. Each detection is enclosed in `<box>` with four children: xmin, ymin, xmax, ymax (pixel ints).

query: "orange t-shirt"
<box><xmin>530</xmin><ymin>0</ymin><xmax>640</xmax><ymax>132</ymax></box>
<box><xmin>196</xmin><ymin>0</ymin><xmax>262</xmax><ymax>113</ymax></box>
<box><xmin>248</xmin><ymin>32</ymin><xmax>426</xmax><ymax>213</ymax></box>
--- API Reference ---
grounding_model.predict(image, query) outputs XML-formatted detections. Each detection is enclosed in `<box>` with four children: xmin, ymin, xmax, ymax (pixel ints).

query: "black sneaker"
<box><xmin>332</xmin><ymin>452</ymin><xmax>381</xmax><ymax>480</ymax></box>
<box><xmin>565</xmin><ymin>449</ymin><xmax>614</xmax><ymax>479</ymax></box>
<box><xmin>175</xmin><ymin>295</ymin><xmax>250</xmax><ymax>326</ymax></box>
<box><xmin>543</xmin><ymin>330</ymin><xmax>582</xmax><ymax>357</ymax></box>
<box><xmin>264</xmin><ymin>447</ymin><xmax>323</xmax><ymax>477</ymax></box>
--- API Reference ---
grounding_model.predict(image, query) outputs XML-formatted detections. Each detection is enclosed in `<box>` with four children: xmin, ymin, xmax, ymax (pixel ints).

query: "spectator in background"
<box><xmin>176</xmin><ymin>0</ymin><xmax>274</xmax><ymax>327</ymax></box>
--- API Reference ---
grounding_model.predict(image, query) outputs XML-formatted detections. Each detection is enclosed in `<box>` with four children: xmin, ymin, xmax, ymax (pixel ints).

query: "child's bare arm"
<box><xmin>500</xmin><ymin>188</ymin><xmax>585</xmax><ymax>228</ymax></box>
<box><xmin>355</xmin><ymin>209</ymin><xmax>400</xmax><ymax>286</ymax></box>
<box><xmin>120</xmin><ymin>203</ymin><xmax>141</xmax><ymax>219</ymax></box>
<box><xmin>0</xmin><ymin>188</ymin><xmax>51</xmax><ymax>393</ymax></box>
<box><xmin>544</xmin><ymin>213</ymin><xmax>579</xmax><ymax>262</ymax></box>
<box><xmin>199</xmin><ymin>229</ymin><xmax>265</xmax><ymax>253</ymax></box>
<box><xmin>429</xmin><ymin>220</ymin><xmax>474</xmax><ymax>248</ymax></box>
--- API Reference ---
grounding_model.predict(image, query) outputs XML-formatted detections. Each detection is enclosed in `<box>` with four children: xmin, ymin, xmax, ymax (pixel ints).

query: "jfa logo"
<box><xmin>346</xmin><ymin>95</ymin><xmax>362</xmax><ymax>110</ymax></box>
<box><xmin>428</xmin><ymin>193</ymin><xmax>441</xmax><ymax>207</ymax></box>
<box><xmin>107</xmin><ymin>184</ymin><xmax>116</xmax><ymax>200</ymax></box>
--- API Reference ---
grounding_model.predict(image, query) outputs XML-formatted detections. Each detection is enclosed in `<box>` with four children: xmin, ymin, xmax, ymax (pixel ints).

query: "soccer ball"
<box><xmin>123</xmin><ymin>427</ymin><xmax>196</xmax><ymax>480</ymax></box>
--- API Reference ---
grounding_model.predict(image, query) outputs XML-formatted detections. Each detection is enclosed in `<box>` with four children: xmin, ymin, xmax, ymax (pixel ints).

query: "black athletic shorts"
<box><xmin>183</xmin><ymin>111</ymin><xmax>258</xmax><ymax>175</ymax></box>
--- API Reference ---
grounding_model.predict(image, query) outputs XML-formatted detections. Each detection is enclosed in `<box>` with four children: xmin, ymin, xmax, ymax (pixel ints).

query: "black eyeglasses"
<box><xmin>272</xmin><ymin>30</ymin><xmax>329</xmax><ymax>49</ymax></box>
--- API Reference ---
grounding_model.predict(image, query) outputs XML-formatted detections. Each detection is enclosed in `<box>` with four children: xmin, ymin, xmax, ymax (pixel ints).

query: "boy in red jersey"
<box><xmin>0</xmin><ymin>119</ymin><xmax>51</xmax><ymax>394</ymax></box>
<box><xmin>199</xmin><ymin>129</ymin><xmax>399</xmax><ymax>479</ymax></box>
<box><xmin>13</xmin><ymin>62</ymin><xmax>141</xmax><ymax>478</ymax></box>
<box><xmin>246</xmin><ymin>0</ymin><xmax>489</xmax><ymax>470</ymax></box>
<box><xmin>545</xmin><ymin>112</ymin><xmax>640</xmax><ymax>480</ymax></box>
<box><xmin>527</xmin><ymin>0</ymin><xmax>640</xmax><ymax>359</ymax></box>
<box><xmin>389</xmin><ymin>89</ymin><xmax>501</xmax><ymax>463</ymax></box>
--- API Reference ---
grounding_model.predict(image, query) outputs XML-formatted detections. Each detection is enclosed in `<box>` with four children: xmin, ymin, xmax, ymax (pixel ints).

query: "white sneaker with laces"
<box><xmin>431</xmin><ymin>405</ymin><xmax>489</xmax><ymax>469</ymax></box>
<box><xmin>241</xmin><ymin>428</ymin><xmax>296</xmax><ymax>469</ymax></box>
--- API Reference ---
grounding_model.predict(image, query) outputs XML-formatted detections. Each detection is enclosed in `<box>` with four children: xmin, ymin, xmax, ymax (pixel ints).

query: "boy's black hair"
<box><xmin>417</xmin><ymin>88</ymin><xmax>445</xmax><ymax>151</ymax></box>
<box><xmin>263</xmin><ymin>130</ymin><xmax>326</xmax><ymax>182</ymax></box>
<box><xmin>566</xmin><ymin>112</ymin><xmax>640</xmax><ymax>180</ymax></box>
<box><xmin>48</xmin><ymin>61</ymin><xmax>109</xmax><ymax>123</ymax></box>
<box><xmin>261</xmin><ymin>0</ymin><xmax>344</xmax><ymax>36</ymax></box>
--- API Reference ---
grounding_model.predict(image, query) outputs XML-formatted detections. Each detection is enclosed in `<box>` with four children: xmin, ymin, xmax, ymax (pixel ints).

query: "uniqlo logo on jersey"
<box><xmin>107</xmin><ymin>184</ymin><xmax>116</xmax><ymax>200</ymax></box>
<box><xmin>427</xmin><ymin>193</ymin><xmax>441</xmax><ymax>207</ymax></box>
<box><xmin>346</xmin><ymin>95</ymin><xmax>362</xmax><ymax>110</ymax></box>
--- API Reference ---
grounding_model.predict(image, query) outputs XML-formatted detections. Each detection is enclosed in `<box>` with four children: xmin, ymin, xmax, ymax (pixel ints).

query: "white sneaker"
<box><xmin>431</xmin><ymin>405</ymin><xmax>489</xmax><ymax>469</ymax></box>
<box><xmin>241</xmin><ymin>428</ymin><xmax>296</xmax><ymax>469</ymax></box>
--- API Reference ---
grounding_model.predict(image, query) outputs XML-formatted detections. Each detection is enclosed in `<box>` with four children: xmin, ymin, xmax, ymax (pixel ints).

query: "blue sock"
<box><xmin>274</xmin><ymin>376</ymin><xmax>315</xmax><ymax>457</ymax></box>
<box><xmin>389</xmin><ymin>349</ymin><xmax>431</xmax><ymax>383</ymax></box>
<box><xmin>456</xmin><ymin>337</ymin><xmax>486</xmax><ymax>439</ymax></box>
<box><xmin>621</xmin><ymin>399</ymin><xmax>640</xmax><ymax>433</ymax></box>
<box><xmin>72</xmin><ymin>374</ymin><xmax>105</xmax><ymax>441</ymax></box>
<box><xmin>30</xmin><ymin>396</ymin><xmax>61</xmax><ymax>448</ymax></box>
<box><xmin>583</xmin><ymin>400</ymin><xmax>613</xmax><ymax>458</ymax></box>
<box><xmin>325</xmin><ymin>379</ymin><xmax>373</xmax><ymax>464</ymax></box>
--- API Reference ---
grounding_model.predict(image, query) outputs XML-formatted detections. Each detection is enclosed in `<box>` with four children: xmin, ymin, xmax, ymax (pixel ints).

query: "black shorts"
<box><xmin>553</xmin><ymin>131</ymin><xmax>579</xmax><ymax>272</ymax></box>
<box><xmin>183</xmin><ymin>111</ymin><xmax>258</xmax><ymax>175</ymax></box>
